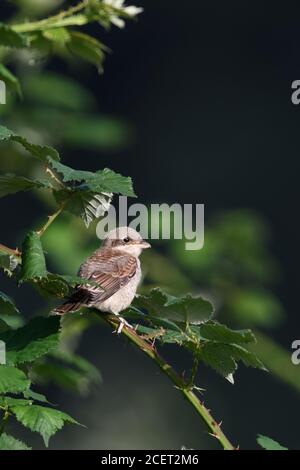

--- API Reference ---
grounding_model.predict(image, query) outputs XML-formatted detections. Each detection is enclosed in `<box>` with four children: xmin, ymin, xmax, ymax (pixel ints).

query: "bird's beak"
<box><xmin>139</xmin><ymin>240</ymin><xmax>151</xmax><ymax>249</ymax></box>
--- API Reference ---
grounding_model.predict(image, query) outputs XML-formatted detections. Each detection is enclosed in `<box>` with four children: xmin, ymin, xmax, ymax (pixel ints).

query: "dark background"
<box><xmin>0</xmin><ymin>0</ymin><xmax>299</xmax><ymax>450</ymax></box>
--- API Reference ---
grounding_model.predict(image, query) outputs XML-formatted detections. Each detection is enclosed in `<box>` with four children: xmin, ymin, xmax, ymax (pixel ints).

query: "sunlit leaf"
<box><xmin>134</xmin><ymin>288</ymin><xmax>213</xmax><ymax>324</ymax></box>
<box><xmin>0</xmin><ymin>433</ymin><xmax>31</xmax><ymax>450</ymax></box>
<box><xmin>199</xmin><ymin>321</ymin><xmax>256</xmax><ymax>345</ymax></box>
<box><xmin>19</xmin><ymin>232</ymin><xmax>47</xmax><ymax>283</ymax></box>
<box><xmin>0</xmin><ymin>365</ymin><xmax>30</xmax><ymax>394</ymax></box>
<box><xmin>0</xmin><ymin>316</ymin><xmax>61</xmax><ymax>365</ymax></box>
<box><xmin>9</xmin><ymin>404</ymin><xmax>79</xmax><ymax>447</ymax></box>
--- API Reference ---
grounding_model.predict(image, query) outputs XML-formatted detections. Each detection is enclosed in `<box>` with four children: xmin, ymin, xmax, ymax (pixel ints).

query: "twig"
<box><xmin>36</xmin><ymin>202</ymin><xmax>67</xmax><ymax>237</ymax></box>
<box><xmin>103</xmin><ymin>314</ymin><xmax>235</xmax><ymax>450</ymax></box>
<box><xmin>0</xmin><ymin>243</ymin><xmax>21</xmax><ymax>257</ymax></box>
<box><xmin>12</xmin><ymin>0</ymin><xmax>90</xmax><ymax>33</ymax></box>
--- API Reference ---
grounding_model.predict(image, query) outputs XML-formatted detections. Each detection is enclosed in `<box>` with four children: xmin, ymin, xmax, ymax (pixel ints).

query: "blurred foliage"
<box><xmin>0</xmin><ymin>71</ymin><xmax>132</xmax><ymax>154</ymax></box>
<box><xmin>0</xmin><ymin>0</ymin><xmax>142</xmax><ymax>450</ymax></box>
<box><xmin>0</xmin><ymin>0</ymin><xmax>297</xmax><ymax>452</ymax></box>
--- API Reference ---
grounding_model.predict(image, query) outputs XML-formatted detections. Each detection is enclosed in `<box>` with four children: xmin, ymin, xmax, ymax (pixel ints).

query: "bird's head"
<box><xmin>102</xmin><ymin>226</ymin><xmax>151</xmax><ymax>257</ymax></box>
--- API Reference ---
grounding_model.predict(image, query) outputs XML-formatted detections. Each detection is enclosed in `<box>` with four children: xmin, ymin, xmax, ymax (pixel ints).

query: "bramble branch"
<box><xmin>102</xmin><ymin>314</ymin><xmax>236</xmax><ymax>451</ymax></box>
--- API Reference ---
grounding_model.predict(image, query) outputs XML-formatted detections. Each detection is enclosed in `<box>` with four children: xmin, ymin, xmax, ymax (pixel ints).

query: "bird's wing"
<box><xmin>78</xmin><ymin>248</ymin><xmax>137</xmax><ymax>303</ymax></box>
<box><xmin>53</xmin><ymin>249</ymin><xmax>137</xmax><ymax>314</ymax></box>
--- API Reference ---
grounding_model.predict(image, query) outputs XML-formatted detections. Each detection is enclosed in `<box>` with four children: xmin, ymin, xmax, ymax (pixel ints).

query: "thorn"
<box><xmin>218</xmin><ymin>420</ymin><xmax>223</xmax><ymax>427</ymax></box>
<box><xmin>208</xmin><ymin>432</ymin><xmax>220</xmax><ymax>440</ymax></box>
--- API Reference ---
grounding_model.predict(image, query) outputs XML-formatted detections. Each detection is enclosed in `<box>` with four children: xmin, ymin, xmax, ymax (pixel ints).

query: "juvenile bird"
<box><xmin>53</xmin><ymin>227</ymin><xmax>150</xmax><ymax>332</ymax></box>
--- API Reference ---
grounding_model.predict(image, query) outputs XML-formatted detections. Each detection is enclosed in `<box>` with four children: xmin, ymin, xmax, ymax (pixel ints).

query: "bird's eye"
<box><xmin>123</xmin><ymin>237</ymin><xmax>130</xmax><ymax>243</ymax></box>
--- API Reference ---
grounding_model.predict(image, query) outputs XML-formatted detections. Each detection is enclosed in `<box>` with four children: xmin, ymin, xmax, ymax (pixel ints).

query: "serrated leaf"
<box><xmin>0</xmin><ymin>23</ymin><xmax>27</xmax><ymax>48</ymax></box>
<box><xmin>257</xmin><ymin>434</ymin><xmax>288</xmax><ymax>450</ymax></box>
<box><xmin>23</xmin><ymin>389</ymin><xmax>51</xmax><ymax>404</ymax></box>
<box><xmin>90</xmin><ymin>168</ymin><xmax>136</xmax><ymax>197</ymax></box>
<box><xmin>0</xmin><ymin>433</ymin><xmax>31</xmax><ymax>450</ymax></box>
<box><xmin>48</xmin><ymin>157</ymin><xmax>135</xmax><ymax>196</ymax></box>
<box><xmin>228</xmin><ymin>343</ymin><xmax>267</xmax><ymax>370</ymax></box>
<box><xmin>201</xmin><ymin>342</ymin><xmax>266</xmax><ymax>378</ymax></box>
<box><xmin>0</xmin><ymin>316</ymin><xmax>60</xmax><ymax>365</ymax></box>
<box><xmin>0</xmin><ymin>365</ymin><xmax>30</xmax><ymax>393</ymax></box>
<box><xmin>0</xmin><ymin>396</ymin><xmax>32</xmax><ymax>407</ymax></box>
<box><xmin>0</xmin><ymin>174</ymin><xmax>53</xmax><ymax>198</ymax></box>
<box><xmin>0</xmin><ymin>125</ymin><xmax>59</xmax><ymax>162</ymax></box>
<box><xmin>134</xmin><ymin>288</ymin><xmax>213</xmax><ymax>324</ymax></box>
<box><xmin>201</xmin><ymin>343</ymin><xmax>238</xmax><ymax>377</ymax></box>
<box><xmin>0</xmin><ymin>63</ymin><xmax>21</xmax><ymax>97</ymax></box>
<box><xmin>199</xmin><ymin>321</ymin><xmax>256</xmax><ymax>345</ymax></box>
<box><xmin>54</xmin><ymin>189</ymin><xmax>112</xmax><ymax>228</ymax></box>
<box><xmin>0</xmin><ymin>291</ymin><xmax>20</xmax><ymax>316</ymax></box>
<box><xmin>68</xmin><ymin>32</ymin><xmax>106</xmax><ymax>72</ymax></box>
<box><xmin>10</xmin><ymin>404</ymin><xmax>79</xmax><ymax>447</ymax></box>
<box><xmin>19</xmin><ymin>231</ymin><xmax>47</xmax><ymax>283</ymax></box>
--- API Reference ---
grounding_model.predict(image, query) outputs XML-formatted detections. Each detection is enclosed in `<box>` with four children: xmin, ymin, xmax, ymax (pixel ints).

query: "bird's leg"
<box><xmin>113</xmin><ymin>312</ymin><xmax>133</xmax><ymax>334</ymax></box>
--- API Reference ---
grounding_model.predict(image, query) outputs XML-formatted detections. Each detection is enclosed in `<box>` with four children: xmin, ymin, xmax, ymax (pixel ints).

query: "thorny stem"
<box><xmin>0</xmin><ymin>243</ymin><xmax>21</xmax><ymax>257</ymax></box>
<box><xmin>36</xmin><ymin>202</ymin><xmax>67</xmax><ymax>237</ymax></box>
<box><xmin>103</xmin><ymin>315</ymin><xmax>236</xmax><ymax>451</ymax></box>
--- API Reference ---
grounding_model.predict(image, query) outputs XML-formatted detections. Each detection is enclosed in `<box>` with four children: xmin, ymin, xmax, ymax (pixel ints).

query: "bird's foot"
<box><xmin>113</xmin><ymin>314</ymin><xmax>133</xmax><ymax>334</ymax></box>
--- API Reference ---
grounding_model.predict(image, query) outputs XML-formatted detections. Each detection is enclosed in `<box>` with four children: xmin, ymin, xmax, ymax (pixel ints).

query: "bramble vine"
<box><xmin>0</xmin><ymin>0</ymin><xmax>267</xmax><ymax>450</ymax></box>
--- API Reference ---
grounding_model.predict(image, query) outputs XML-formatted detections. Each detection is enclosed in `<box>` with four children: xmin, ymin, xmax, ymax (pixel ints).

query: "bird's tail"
<box><xmin>52</xmin><ymin>290</ymin><xmax>91</xmax><ymax>315</ymax></box>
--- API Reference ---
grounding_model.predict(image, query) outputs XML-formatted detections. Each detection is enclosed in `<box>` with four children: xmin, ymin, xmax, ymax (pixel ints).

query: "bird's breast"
<box><xmin>96</xmin><ymin>265</ymin><xmax>141</xmax><ymax>314</ymax></box>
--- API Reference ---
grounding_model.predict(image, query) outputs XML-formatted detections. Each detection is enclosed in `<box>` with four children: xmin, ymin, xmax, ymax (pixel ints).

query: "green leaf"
<box><xmin>257</xmin><ymin>434</ymin><xmax>288</xmax><ymax>450</ymax></box>
<box><xmin>0</xmin><ymin>433</ymin><xmax>31</xmax><ymax>450</ymax></box>
<box><xmin>23</xmin><ymin>389</ymin><xmax>51</xmax><ymax>404</ymax></box>
<box><xmin>199</xmin><ymin>321</ymin><xmax>256</xmax><ymax>345</ymax></box>
<box><xmin>19</xmin><ymin>231</ymin><xmax>47</xmax><ymax>283</ymax></box>
<box><xmin>0</xmin><ymin>316</ymin><xmax>61</xmax><ymax>365</ymax></box>
<box><xmin>90</xmin><ymin>168</ymin><xmax>136</xmax><ymax>196</ymax></box>
<box><xmin>54</xmin><ymin>189</ymin><xmax>112</xmax><ymax>228</ymax></box>
<box><xmin>0</xmin><ymin>64</ymin><xmax>21</xmax><ymax>97</ymax></box>
<box><xmin>0</xmin><ymin>23</ymin><xmax>27</xmax><ymax>48</ymax></box>
<box><xmin>0</xmin><ymin>396</ymin><xmax>33</xmax><ymax>407</ymax></box>
<box><xmin>48</xmin><ymin>157</ymin><xmax>135</xmax><ymax>196</ymax></box>
<box><xmin>68</xmin><ymin>32</ymin><xmax>106</xmax><ymax>72</ymax></box>
<box><xmin>134</xmin><ymin>288</ymin><xmax>214</xmax><ymax>324</ymax></box>
<box><xmin>201</xmin><ymin>342</ymin><xmax>266</xmax><ymax>378</ymax></box>
<box><xmin>10</xmin><ymin>404</ymin><xmax>79</xmax><ymax>447</ymax></box>
<box><xmin>0</xmin><ymin>365</ymin><xmax>30</xmax><ymax>393</ymax></box>
<box><xmin>42</xmin><ymin>28</ymin><xmax>70</xmax><ymax>44</ymax></box>
<box><xmin>0</xmin><ymin>125</ymin><xmax>59</xmax><ymax>162</ymax></box>
<box><xmin>0</xmin><ymin>291</ymin><xmax>20</xmax><ymax>316</ymax></box>
<box><xmin>0</xmin><ymin>174</ymin><xmax>53</xmax><ymax>198</ymax></box>
<box><xmin>201</xmin><ymin>343</ymin><xmax>237</xmax><ymax>378</ymax></box>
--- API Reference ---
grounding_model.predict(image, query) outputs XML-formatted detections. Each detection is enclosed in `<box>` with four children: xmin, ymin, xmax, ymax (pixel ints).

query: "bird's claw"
<box><xmin>112</xmin><ymin>315</ymin><xmax>133</xmax><ymax>334</ymax></box>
